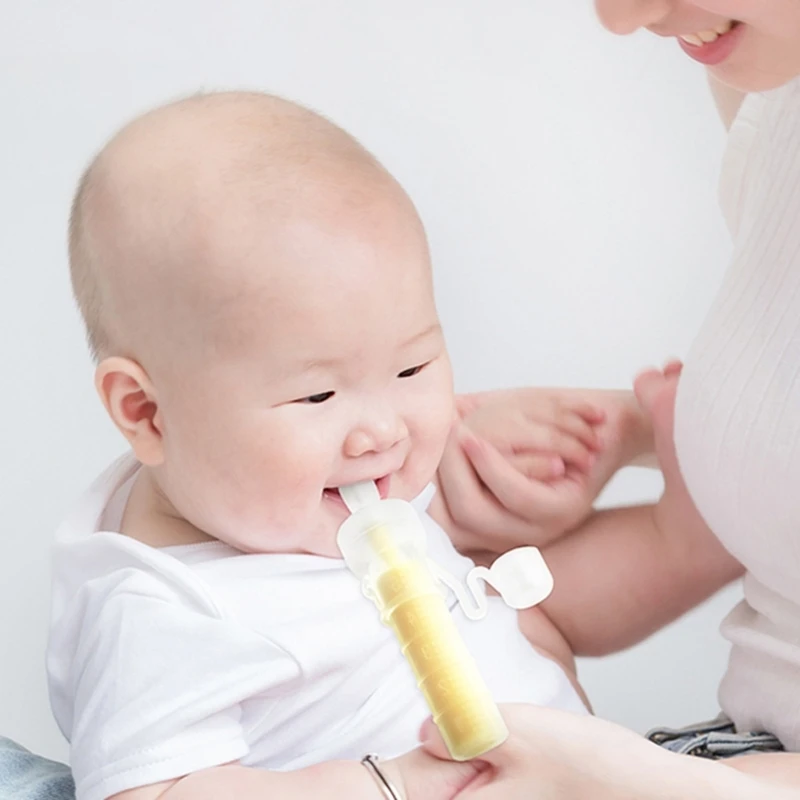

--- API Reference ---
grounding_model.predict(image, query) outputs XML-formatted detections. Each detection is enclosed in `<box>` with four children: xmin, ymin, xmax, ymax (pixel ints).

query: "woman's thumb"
<box><xmin>418</xmin><ymin>717</ymin><xmax>452</xmax><ymax>760</ymax></box>
<box><xmin>633</xmin><ymin>368</ymin><xmax>663</xmax><ymax>418</ymax></box>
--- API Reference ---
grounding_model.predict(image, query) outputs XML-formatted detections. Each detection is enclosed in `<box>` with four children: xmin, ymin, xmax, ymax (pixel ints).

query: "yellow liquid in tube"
<box><xmin>369</xmin><ymin>525</ymin><xmax>508</xmax><ymax>760</ymax></box>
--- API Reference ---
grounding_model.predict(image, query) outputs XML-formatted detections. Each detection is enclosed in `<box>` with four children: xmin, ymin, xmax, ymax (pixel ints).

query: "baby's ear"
<box><xmin>95</xmin><ymin>357</ymin><xmax>164</xmax><ymax>466</ymax></box>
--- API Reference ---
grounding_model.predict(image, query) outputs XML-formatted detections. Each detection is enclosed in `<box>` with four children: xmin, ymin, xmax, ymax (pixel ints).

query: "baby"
<box><xmin>48</xmin><ymin>92</ymin><xmax>593</xmax><ymax>800</ymax></box>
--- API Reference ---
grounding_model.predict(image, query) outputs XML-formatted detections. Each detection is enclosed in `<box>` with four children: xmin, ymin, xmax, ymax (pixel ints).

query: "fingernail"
<box><xmin>461</xmin><ymin>431</ymin><xmax>484</xmax><ymax>453</ymax></box>
<box><xmin>551</xmin><ymin>457</ymin><xmax>565</xmax><ymax>476</ymax></box>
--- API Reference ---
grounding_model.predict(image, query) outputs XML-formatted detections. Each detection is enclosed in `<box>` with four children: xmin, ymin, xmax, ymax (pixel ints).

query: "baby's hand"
<box><xmin>458</xmin><ymin>392</ymin><xmax>604</xmax><ymax>479</ymax></box>
<box><xmin>433</xmin><ymin>388</ymin><xmax>608</xmax><ymax>554</ymax></box>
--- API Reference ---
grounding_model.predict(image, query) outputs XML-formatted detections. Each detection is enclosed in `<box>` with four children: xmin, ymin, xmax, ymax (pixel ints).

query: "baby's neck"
<box><xmin>120</xmin><ymin>467</ymin><xmax>217</xmax><ymax>549</ymax></box>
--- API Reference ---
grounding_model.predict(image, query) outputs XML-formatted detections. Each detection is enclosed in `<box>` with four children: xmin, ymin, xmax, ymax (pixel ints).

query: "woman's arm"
<box><xmin>728</xmin><ymin>753</ymin><xmax>800</xmax><ymax>786</ymax></box>
<box><xmin>537</xmin><ymin>502</ymin><xmax>742</xmax><ymax>656</ymax></box>
<box><xmin>536</xmin><ymin>367</ymin><xmax>743</xmax><ymax>656</ymax></box>
<box><xmin>420</xmin><ymin>705</ymin><xmax>798</xmax><ymax>799</ymax></box>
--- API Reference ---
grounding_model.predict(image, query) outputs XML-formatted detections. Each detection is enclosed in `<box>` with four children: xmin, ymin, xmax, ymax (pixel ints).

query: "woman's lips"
<box><xmin>677</xmin><ymin>21</ymin><xmax>744</xmax><ymax>66</ymax></box>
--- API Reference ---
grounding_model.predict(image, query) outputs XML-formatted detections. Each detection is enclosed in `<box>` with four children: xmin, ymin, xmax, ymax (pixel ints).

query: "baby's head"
<box><xmin>69</xmin><ymin>92</ymin><xmax>455</xmax><ymax>556</ymax></box>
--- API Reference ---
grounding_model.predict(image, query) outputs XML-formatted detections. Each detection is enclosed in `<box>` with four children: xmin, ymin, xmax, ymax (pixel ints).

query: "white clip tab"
<box><xmin>429</xmin><ymin>546</ymin><xmax>553</xmax><ymax>620</ymax></box>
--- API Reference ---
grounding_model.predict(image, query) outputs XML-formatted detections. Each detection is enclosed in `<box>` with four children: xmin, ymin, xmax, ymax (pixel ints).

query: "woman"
<box><xmin>428</xmin><ymin>0</ymin><xmax>800</xmax><ymax>795</ymax></box>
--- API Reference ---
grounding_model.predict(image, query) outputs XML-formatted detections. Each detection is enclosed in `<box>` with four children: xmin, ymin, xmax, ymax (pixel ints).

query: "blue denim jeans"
<box><xmin>0</xmin><ymin>737</ymin><xmax>74</xmax><ymax>800</ymax></box>
<box><xmin>647</xmin><ymin>715</ymin><xmax>784</xmax><ymax>759</ymax></box>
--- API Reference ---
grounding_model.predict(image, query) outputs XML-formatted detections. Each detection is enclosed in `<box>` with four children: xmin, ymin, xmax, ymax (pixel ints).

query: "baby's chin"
<box><xmin>208</xmin><ymin>509</ymin><xmax>357</xmax><ymax>558</ymax></box>
<box><xmin>211</xmin><ymin>472</ymin><xmax>438</xmax><ymax>558</ymax></box>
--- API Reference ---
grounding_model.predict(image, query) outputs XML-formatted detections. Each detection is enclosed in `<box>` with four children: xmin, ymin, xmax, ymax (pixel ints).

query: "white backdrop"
<box><xmin>1</xmin><ymin>1</ymin><xmax>739</xmax><ymax>761</ymax></box>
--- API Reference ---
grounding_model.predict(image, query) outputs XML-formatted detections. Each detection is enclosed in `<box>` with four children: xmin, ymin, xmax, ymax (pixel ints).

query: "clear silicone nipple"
<box><xmin>339</xmin><ymin>481</ymin><xmax>380</xmax><ymax>513</ymax></box>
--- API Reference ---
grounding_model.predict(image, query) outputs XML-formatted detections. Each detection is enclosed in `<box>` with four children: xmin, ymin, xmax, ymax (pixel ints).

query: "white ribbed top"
<box><xmin>674</xmin><ymin>76</ymin><xmax>800</xmax><ymax>749</ymax></box>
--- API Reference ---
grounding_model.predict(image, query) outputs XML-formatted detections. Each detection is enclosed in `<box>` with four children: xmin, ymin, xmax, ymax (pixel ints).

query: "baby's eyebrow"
<box><xmin>402</xmin><ymin>322</ymin><xmax>442</xmax><ymax>347</ymax></box>
<box><xmin>282</xmin><ymin>323</ymin><xmax>442</xmax><ymax>377</ymax></box>
<box><xmin>291</xmin><ymin>356</ymin><xmax>341</xmax><ymax>374</ymax></box>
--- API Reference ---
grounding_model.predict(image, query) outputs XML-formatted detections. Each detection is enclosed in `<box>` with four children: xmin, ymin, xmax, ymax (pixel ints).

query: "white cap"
<box><xmin>486</xmin><ymin>547</ymin><xmax>554</xmax><ymax>609</ymax></box>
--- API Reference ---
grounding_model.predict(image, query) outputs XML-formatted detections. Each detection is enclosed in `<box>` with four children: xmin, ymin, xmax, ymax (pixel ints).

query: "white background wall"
<box><xmin>1</xmin><ymin>1</ymin><xmax>739</xmax><ymax>762</ymax></box>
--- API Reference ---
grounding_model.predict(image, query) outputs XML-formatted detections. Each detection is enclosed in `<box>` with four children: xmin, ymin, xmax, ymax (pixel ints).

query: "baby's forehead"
<box><xmin>195</xmin><ymin>197</ymin><xmax>435</xmax><ymax>355</ymax></box>
<box><xmin>72</xmin><ymin>93</ymin><xmax>431</xmax><ymax>367</ymax></box>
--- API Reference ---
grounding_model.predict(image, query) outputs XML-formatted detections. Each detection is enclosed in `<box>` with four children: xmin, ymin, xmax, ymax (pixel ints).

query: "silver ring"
<box><xmin>361</xmin><ymin>753</ymin><xmax>404</xmax><ymax>800</ymax></box>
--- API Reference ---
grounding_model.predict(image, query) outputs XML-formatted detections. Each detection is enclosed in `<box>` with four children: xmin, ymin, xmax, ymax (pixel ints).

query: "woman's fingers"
<box><xmin>635</xmin><ymin>361</ymin><xmax>683</xmax><ymax>417</ymax></box>
<box><xmin>387</xmin><ymin>741</ymin><xmax>487</xmax><ymax>800</ymax></box>
<box><xmin>633</xmin><ymin>367</ymin><xmax>665</xmax><ymax>417</ymax></box>
<box><xmin>513</xmin><ymin>453</ymin><xmax>566</xmax><ymax>480</ymax></box>
<box><xmin>436</xmin><ymin>428</ymin><xmax>536</xmax><ymax>547</ymax></box>
<box><xmin>462</xmin><ymin>433</ymin><xmax>582</xmax><ymax>524</ymax></box>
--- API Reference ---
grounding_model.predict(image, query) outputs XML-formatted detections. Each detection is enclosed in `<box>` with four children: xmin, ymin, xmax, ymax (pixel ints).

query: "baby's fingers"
<box><xmin>553</xmin><ymin>406</ymin><xmax>604</xmax><ymax>452</ymax></box>
<box><xmin>563</xmin><ymin>399</ymin><xmax>606</xmax><ymax>425</ymax></box>
<box><xmin>517</xmin><ymin>427</ymin><xmax>595</xmax><ymax>472</ymax></box>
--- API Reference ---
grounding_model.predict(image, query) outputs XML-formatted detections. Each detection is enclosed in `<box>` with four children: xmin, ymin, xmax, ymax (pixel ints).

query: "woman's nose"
<box><xmin>594</xmin><ymin>0</ymin><xmax>673</xmax><ymax>35</ymax></box>
<box><xmin>343</xmin><ymin>412</ymin><xmax>409</xmax><ymax>459</ymax></box>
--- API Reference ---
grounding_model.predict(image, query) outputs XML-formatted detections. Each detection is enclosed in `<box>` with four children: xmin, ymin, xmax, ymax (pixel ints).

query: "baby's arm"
<box><xmin>109</xmin><ymin>745</ymin><xmax>483</xmax><ymax>800</ymax></box>
<box><xmin>110</xmin><ymin>762</ymin><xmax>382</xmax><ymax>800</ymax></box>
<box><xmin>108</xmin><ymin>744</ymin><xmax>483</xmax><ymax>800</ymax></box>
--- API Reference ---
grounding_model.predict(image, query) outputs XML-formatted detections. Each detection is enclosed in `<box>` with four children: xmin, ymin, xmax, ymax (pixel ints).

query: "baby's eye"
<box><xmin>397</xmin><ymin>363</ymin><xmax>427</xmax><ymax>379</ymax></box>
<box><xmin>296</xmin><ymin>391</ymin><xmax>335</xmax><ymax>405</ymax></box>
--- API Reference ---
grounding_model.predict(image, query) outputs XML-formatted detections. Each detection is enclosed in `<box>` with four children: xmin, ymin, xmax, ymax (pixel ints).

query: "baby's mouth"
<box><xmin>324</xmin><ymin>475</ymin><xmax>392</xmax><ymax>507</ymax></box>
<box><xmin>322</xmin><ymin>487</ymin><xmax>346</xmax><ymax>508</ymax></box>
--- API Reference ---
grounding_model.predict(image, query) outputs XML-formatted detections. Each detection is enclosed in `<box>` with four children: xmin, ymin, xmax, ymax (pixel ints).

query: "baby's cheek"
<box><xmin>410</xmin><ymin>411</ymin><xmax>452</xmax><ymax>485</ymax></box>
<box><xmin>429</xmin><ymin>392</ymin><xmax>457</xmax><ymax>448</ymax></box>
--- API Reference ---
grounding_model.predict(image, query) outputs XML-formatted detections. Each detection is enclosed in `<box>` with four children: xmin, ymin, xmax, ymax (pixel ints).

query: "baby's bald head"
<box><xmin>74</xmin><ymin>92</ymin><xmax>450</xmax><ymax>555</ymax></box>
<box><xmin>68</xmin><ymin>91</ymin><xmax>418</xmax><ymax>365</ymax></box>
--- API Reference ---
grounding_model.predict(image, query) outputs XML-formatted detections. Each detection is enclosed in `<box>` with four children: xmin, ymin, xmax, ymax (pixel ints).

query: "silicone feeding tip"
<box><xmin>339</xmin><ymin>481</ymin><xmax>381</xmax><ymax>514</ymax></box>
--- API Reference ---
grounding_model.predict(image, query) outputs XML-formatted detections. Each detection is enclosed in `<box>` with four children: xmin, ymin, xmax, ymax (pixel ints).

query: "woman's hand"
<box><xmin>415</xmin><ymin>705</ymin><xmax>775</xmax><ymax>800</ymax></box>
<box><xmin>433</xmin><ymin>387</ymin><xmax>652</xmax><ymax>553</ymax></box>
<box><xmin>634</xmin><ymin>362</ymin><xmax>707</xmax><ymax>539</ymax></box>
<box><xmin>381</xmin><ymin>746</ymin><xmax>485</xmax><ymax>800</ymax></box>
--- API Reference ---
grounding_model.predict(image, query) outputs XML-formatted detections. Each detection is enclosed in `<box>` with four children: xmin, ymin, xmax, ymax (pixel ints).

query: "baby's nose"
<box><xmin>344</xmin><ymin>413</ymin><xmax>409</xmax><ymax>458</ymax></box>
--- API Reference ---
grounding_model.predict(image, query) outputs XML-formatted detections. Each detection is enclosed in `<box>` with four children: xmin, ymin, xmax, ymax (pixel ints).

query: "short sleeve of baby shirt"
<box><xmin>47</xmin><ymin>544</ymin><xmax>299</xmax><ymax>800</ymax></box>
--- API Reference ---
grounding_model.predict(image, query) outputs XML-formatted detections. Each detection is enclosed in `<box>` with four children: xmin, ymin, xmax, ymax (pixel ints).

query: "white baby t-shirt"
<box><xmin>48</xmin><ymin>454</ymin><xmax>586</xmax><ymax>800</ymax></box>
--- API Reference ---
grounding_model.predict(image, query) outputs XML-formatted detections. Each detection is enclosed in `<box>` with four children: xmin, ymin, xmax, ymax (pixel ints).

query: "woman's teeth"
<box><xmin>679</xmin><ymin>20</ymin><xmax>734</xmax><ymax>47</ymax></box>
